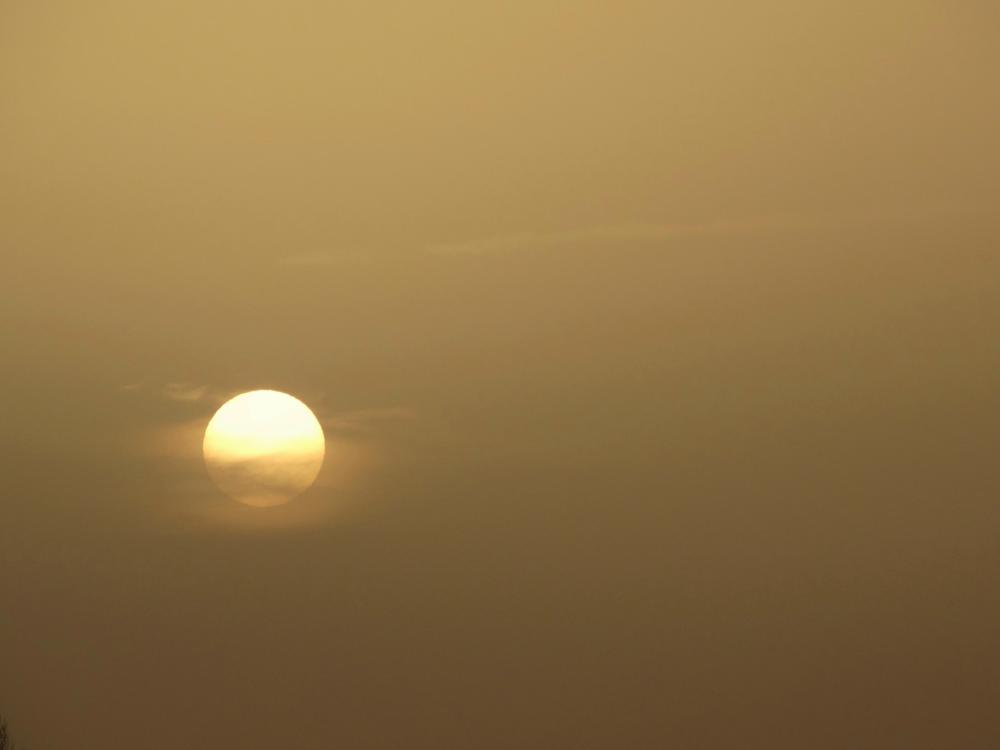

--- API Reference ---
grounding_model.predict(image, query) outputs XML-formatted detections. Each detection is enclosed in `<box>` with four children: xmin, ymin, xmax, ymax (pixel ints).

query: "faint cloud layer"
<box><xmin>275</xmin><ymin>220</ymin><xmax>772</xmax><ymax>266</ymax></box>
<box><xmin>424</xmin><ymin>221</ymin><xmax>757</xmax><ymax>256</ymax></box>
<box><xmin>278</xmin><ymin>250</ymin><xmax>372</xmax><ymax>266</ymax></box>
<box><xmin>163</xmin><ymin>383</ymin><xmax>211</xmax><ymax>402</ymax></box>
<box><xmin>121</xmin><ymin>382</ymin><xmax>416</xmax><ymax>437</ymax></box>
<box><xmin>323</xmin><ymin>407</ymin><xmax>417</xmax><ymax>437</ymax></box>
<box><xmin>121</xmin><ymin>381</ymin><xmax>225</xmax><ymax>404</ymax></box>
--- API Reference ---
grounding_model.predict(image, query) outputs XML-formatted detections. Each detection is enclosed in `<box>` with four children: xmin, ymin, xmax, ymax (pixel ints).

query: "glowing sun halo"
<box><xmin>203</xmin><ymin>390</ymin><xmax>325</xmax><ymax>507</ymax></box>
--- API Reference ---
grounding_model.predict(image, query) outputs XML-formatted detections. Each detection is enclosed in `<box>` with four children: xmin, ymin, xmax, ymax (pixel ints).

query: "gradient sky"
<box><xmin>1</xmin><ymin>2</ymin><xmax>999</xmax><ymax>747</ymax></box>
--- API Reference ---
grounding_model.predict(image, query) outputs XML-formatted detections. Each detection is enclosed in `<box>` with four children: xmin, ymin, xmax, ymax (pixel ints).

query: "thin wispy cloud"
<box><xmin>163</xmin><ymin>383</ymin><xmax>211</xmax><ymax>402</ymax></box>
<box><xmin>322</xmin><ymin>407</ymin><xmax>418</xmax><ymax>437</ymax></box>
<box><xmin>278</xmin><ymin>250</ymin><xmax>372</xmax><ymax>266</ymax></box>
<box><xmin>424</xmin><ymin>221</ymin><xmax>757</xmax><ymax>256</ymax></box>
<box><xmin>275</xmin><ymin>219</ymin><xmax>777</xmax><ymax>267</ymax></box>
<box><xmin>120</xmin><ymin>381</ymin><xmax>227</xmax><ymax>404</ymax></box>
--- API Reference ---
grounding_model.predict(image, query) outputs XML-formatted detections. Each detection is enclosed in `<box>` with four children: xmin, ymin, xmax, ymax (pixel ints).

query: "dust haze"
<box><xmin>1</xmin><ymin>2</ymin><xmax>998</xmax><ymax>747</ymax></box>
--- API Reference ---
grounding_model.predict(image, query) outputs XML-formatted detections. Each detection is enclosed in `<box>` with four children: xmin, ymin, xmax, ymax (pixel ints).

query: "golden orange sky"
<box><xmin>1</xmin><ymin>2</ymin><xmax>998</xmax><ymax>747</ymax></box>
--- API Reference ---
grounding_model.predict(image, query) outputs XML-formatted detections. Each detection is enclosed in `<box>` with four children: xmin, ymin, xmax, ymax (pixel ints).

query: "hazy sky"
<box><xmin>1</xmin><ymin>2</ymin><xmax>998</xmax><ymax>747</ymax></box>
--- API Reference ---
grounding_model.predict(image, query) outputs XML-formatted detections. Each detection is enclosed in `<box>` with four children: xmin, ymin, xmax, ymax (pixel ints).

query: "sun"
<box><xmin>203</xmin><ymin>390</ymin><xmax>325</xmax><ymax>507</ymax></box>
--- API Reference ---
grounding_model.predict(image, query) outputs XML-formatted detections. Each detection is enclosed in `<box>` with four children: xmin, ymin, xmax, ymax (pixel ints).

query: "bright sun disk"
<box><xmin>202</xmin><ymin>390</ymin><xmax>325</xmax><ymax>508</ymax></box>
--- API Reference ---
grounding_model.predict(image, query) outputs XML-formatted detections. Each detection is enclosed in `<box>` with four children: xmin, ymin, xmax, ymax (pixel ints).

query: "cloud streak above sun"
<box><xmin>273</xmin><ymin>219</ymin><xmax>780</xmax><ymax>267</ymax></box>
